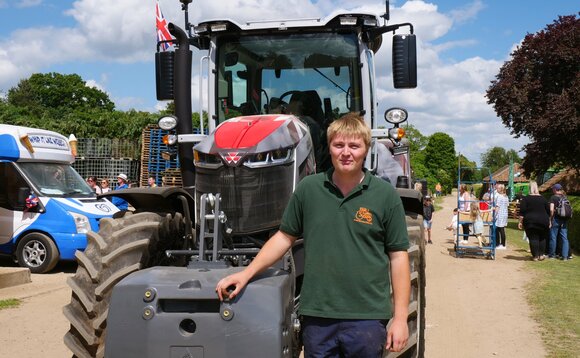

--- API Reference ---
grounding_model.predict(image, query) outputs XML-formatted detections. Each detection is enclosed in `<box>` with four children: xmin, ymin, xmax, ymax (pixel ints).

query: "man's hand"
<box><xmin>385</xmin><ymin>316</ymin><xmax>409</xmax><ymax>352</ymax></box>
<box><xmin>214</xmin><ymin>230</ymin><xmax>297</xmax><ymax>301</ymax></box>
<box><xmin>215</xmin><ymin>271</ymin><xmax>251</xmax><ymax>301</ymax></box>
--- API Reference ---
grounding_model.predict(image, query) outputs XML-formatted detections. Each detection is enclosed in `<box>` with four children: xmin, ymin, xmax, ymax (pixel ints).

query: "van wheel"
<box><xmin>16</xmin><ymin>233</ymin><xmax>59</xmax><ymax>273</ymax></box>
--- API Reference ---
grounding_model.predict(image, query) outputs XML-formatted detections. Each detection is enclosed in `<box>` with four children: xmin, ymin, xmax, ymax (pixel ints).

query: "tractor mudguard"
<box><xmin>100</xmin><ymin>187</ymin><xmax>195</xmax><ymax>217</ymax></box>
<box><xmin>397</xmin><ymin>188</ymin><xmax>423</xmax><ymax>216</ymax></box>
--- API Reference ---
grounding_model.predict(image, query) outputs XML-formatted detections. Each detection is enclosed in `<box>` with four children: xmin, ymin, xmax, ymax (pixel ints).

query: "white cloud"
<box><xmin>0</xmin><ymin>0</ymin><xmax>527</xmax><ymax>164</ymax></box>
<box><xmin>449</xmin><ymin>0</ymin><xmax>485</xmax><ymax>24</ymax></box>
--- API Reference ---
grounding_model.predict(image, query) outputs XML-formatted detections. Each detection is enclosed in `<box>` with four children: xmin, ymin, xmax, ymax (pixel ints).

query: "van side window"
<box><xmin>0</xmin><ymin>163</ymin><xmax>30</xmax><ymax>211</ymax></box>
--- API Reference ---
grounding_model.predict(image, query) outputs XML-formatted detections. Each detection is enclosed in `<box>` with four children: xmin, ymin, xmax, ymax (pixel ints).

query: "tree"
<box><xmin>458</xmin><ymin>154</ymin><xmax>480</xmax><ymax>183</ymax></box>
<box><xmin>404</xmin><ymin>124</ymin><xmax>428</xmax><ymax>153</ymax></box>
<box><xmin>423</xmin><ymin>132</ymin><xmax>456</xmax><ymax>194</ymax></box>
<box><xmin>486</xmin><ymin>14</ymin><xmax>580</xmax><ymax>174</ymax></box>
<box><xmin>480</xmin><ymin>146</ymin><xmax>522</xmax><ymax>174</ymax></box>
<box><xmin>7</xmin><ymin>73</ymin><xmax>115</xmax><ymax>112</ymax></box>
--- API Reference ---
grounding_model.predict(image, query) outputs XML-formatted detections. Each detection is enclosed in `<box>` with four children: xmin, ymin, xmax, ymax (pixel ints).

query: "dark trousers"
<box><xmin>461</xmin><ymin>223</ymin><xmax>470</xmax><ymax>238</ymax></box>
<box><xmin>496</xmin><ymin>227</ymin><xmax>506</xmax><ymax>246</ymax></box>
<box><xmin>525</xmin><ymin>227</ymin><xmax>547</xmax><ymax>258</ymax></box>
<box><xmin>302</xmin><ymin>316</ymin><xmax>387</xmax><ymax>358</ymax></box>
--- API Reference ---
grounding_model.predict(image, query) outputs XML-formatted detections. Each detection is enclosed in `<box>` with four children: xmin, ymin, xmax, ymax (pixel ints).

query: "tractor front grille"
<box><xmin>195</xmin><ymin>163</ymin><xmax>294</xmax><ymax>235</ymax></box>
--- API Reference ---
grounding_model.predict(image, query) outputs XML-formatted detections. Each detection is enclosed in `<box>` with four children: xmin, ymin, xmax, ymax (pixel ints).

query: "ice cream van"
<box><xmin>0</xmin><ymin>124</ymin><xmax>118</xmax><ymax>273</ymax></box>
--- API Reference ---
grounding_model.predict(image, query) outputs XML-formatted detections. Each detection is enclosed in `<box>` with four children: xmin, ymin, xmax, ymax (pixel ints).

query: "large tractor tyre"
<box><xmin>63</xmin><ymin>211</ymin><xmax>185</xmax><ymax>358</ymax></box>
<box><xmin>385</xmin><ymin>214</ymin><xmax>426</xmax><ymax>358</ymax></box>
<box><xmin>16</xmin><ymin>232</ymin><xmax>60</xmax><ymax>273</ymax></box>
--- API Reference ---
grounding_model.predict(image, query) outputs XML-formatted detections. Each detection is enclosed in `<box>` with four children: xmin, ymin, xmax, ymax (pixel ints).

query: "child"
<box><xmin>423</xmin><ymin>196</ymin><xmax>434</xmax><ymax>244</ymax></box>
<box><xmin>470</xmin><ymin>202</ymin><xmax>485</xmax><ymax>247</ymax></box>
<box><xmin>446</xmin><ymin>208</ymin><xmax>459</xmax><ymax>241</ymax></box>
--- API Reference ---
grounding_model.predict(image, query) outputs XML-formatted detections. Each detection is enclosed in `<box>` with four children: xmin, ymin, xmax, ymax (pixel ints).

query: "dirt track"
<box><xmin>0</xmin><ymin>193</ymin><xmax>546</xmax><ymax>357</ymax></box>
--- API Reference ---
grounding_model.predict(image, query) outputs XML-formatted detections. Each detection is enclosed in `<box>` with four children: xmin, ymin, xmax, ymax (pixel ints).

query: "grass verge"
<box><xmin>0</xmin><ymin>298</ymin><xmax>21</xmax><ymax>310</ymax></box>
<box><xmin>506</xmin><ymin>219</ymin><xmax>579</xmax><ymax>358</ymax></box>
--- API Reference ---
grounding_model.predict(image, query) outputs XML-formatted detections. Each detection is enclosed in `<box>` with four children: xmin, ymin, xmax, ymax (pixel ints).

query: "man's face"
<box><xmin>329</xmin><ymin>134</ymin><xmax>367</xmax><ymax>175</ymax></box>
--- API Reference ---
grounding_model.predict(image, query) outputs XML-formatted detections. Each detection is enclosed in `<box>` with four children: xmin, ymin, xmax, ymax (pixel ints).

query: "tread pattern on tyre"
<box><xmin>63</xmin><ymin>211</ymin><xmax>185</xmax><ymax>358</ymax></box>
<box><xmin>385</xmin><ymin>214</ymin><xmax>426</xmax><ymax>358</ymax></box>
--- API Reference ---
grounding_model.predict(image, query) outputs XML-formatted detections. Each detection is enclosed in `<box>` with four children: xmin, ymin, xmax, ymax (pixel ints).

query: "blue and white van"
<box><xmin>0</xmin><ymin>124</ymin><xmax>118</xmax><ymax>273</ymax></box>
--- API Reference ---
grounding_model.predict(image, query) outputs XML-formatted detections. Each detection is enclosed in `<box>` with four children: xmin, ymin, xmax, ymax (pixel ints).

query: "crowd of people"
<box><xmin>85</xmin><ymin>174</ymin><xmax>159</xmax><ymax>210</ymax></box>
<box><xmin>434</xmin><ymin>180</ymin><xmax>572</xmax><ymax>261</ymax></box>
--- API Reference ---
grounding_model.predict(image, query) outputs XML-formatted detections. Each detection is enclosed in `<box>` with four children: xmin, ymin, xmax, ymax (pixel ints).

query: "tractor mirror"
<box><xmin>156</xmin><ymin>51</ymin><xmax>175</xmax><ymax>100</ymax></box>
<box><xmin>392</xmin><ymin>34</ymin><xmax>417</xmax><ymax>89</ymax></box>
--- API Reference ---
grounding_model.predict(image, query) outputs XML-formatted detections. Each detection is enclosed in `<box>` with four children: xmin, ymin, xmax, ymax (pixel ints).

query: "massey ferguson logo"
<box><xmin>224</xmin><ymin>152</ymin><xmax>242</xmax><ymax>165</ymax></box>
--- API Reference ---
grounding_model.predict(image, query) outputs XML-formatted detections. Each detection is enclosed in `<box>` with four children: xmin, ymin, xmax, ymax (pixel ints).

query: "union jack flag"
<box><xmin>156</xmin><ymin>0</ymin><xmax>173</xmax><ymax>51</ymax></box>
<box><xmin>25</xmin><ymin>193</ymin><xmax>39</xmax><ymax>210</ymax></box>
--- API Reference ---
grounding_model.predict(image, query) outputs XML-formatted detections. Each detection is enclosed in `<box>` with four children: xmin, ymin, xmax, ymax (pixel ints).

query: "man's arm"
<box><xmin>385</xmin><ymin>250</ymin><xmax>410</xmax><ymax>352</ymax></box>
<box><xmin>215</xmin><ymin>230</ymin><xmax>297</xmax><ymax>301</ymax></box>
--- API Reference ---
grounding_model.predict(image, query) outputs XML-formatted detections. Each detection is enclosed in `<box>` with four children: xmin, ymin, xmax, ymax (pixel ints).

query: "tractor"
<box><xmin>63</xmin><ymin>1</ymin><xmax>425</xmax><ymax>357</ymax></box>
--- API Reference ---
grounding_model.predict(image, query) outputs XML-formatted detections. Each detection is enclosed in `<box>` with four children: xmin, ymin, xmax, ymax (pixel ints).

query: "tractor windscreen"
<box><xmin>216</xmin><ymin>33</ymin><xmax>362</xmax><ymax>124</ymax></box>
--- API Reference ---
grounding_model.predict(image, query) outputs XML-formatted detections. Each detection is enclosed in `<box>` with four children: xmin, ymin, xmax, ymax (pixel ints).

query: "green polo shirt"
<box><xmin>280</xmin><ymin>169</ymin><xmax>409</xmax><ymax>319</ymax></box>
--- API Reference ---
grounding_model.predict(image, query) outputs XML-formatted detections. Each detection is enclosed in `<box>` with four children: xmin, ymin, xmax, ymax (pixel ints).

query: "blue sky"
<box><xmin>0</xmin><ymin>0</ymin><xmax>577</xmax><ymax>164</ymax></box>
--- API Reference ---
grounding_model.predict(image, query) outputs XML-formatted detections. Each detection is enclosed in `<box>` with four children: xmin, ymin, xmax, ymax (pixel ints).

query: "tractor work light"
<box><xmin>158</xmin><ymin>115</ymin><xmax>178</xmax><ymax>130</ymax></box>
<box><xmin>210</xmin><ymin>23</ymin><xmax>228</xmax><ymax>32</ymax></box>
<box><xmin>194</xmin><ymin>24</ymin><xmax>209</xmax><ymax>34</ymax></box>
<box><xmin>363</xmin><ymin>18</ymin><xmax>378</xmax><ymax>27</ymax></box>
<box><xmin>384</xmin><ymin>107</ymin><xmax>408</xmax><ymax>124</ymax></box>
<box><xmin>339</xmin><ymin>16</ymin><xmax>358</xmax><ymax>26</ymax></box>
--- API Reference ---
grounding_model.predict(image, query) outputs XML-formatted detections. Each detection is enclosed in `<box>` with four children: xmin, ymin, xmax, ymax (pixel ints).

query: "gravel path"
<box><xmin>0</xmin><ymin>194</ymin><xmax>546</xmax><ymax>357</ymax></box>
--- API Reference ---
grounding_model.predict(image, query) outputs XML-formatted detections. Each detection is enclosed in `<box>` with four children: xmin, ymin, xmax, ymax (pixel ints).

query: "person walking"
<box><xmin>458</xmin><ymin>184</ymin><xmax>471</xmax><ymax>241</ymax></box>
<box><xmin>518</xmin><ymin>181</ymin><xmax>550</xmax><ymax>261</ymax></box>
<box><xmin>548</xmin><ymin>183</ymin><xmax>571</xmax><ymax>260</ymax></box>
<box><xmin>423</xmin><ymin>195</ymin><xmax>434</xmax><ymax>244</ymax></box>
<box><xmin>111</xmin><ymin>173</ymin><xmax>129</xmax><ymax>210</ymax></box>
<box><xmin>494</xmin><ymin>184</ymin><xmax>509</xmax><ymax>249</ymax></box>
<box><xmin>446</xmin><ymin>208</ymin><xmax>459</xmax><ymax>241</ymax></box>
<box><xmin>216</xmin><ymin>113</ymin><xmax>411</xmax><ymax>357</ymax></box>
<box><xmin>435</xmin><ymin>182</ymin><xmax>442</xmax><ymax>198</ymax></box>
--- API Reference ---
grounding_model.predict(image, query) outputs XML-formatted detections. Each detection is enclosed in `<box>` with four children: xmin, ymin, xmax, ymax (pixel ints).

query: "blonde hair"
<box><xmin>327</xmin><ymin>112</ymin><xmax>371</xmax><ymax>150</ymax></box>
<box><xmin>529</xmin><ymin>181</ymin><xmax>539</xmax><ymax>195</ymax></box>
<box><xmin>460</xmin><ymin>183</ymin><xmax>467</xmax><ymax>193</ymax></box>
<box><xmin>496</xmin><ymin>183</ymin><xmax>506</xmax><ymax>194</ymax></box>
<box><xmin>469</xmin><ymin>201</ymin><xmax>481</xmax><ymax>221</ymax></box>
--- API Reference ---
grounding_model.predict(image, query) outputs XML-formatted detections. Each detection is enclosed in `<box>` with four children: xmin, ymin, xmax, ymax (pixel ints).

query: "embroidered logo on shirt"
<box><xmin>354</xmin><ymin>207</ymin><xmax>373</xmax><ymax>225</ymax></box>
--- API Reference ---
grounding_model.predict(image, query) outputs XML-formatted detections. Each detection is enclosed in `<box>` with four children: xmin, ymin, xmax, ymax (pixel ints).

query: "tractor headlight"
<box><xmin>244</xmin><ymin>148</ymin><xmax>293</xmax><ymax>168</ymax></box>
<box><xmin>194</xmin><ymin>150</ymin><xmax>223</xmax><ymax>168</ymax></box>
<box><xmin>70</xmin><ymin>212</ymin><xmax>91</xmax><ymax>234</ymax></box>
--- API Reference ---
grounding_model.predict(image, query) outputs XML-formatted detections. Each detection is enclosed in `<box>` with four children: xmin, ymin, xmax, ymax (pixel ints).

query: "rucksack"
<box><xmin>556</xmin><ymin>196</ymin><xmax>573</xmax><ymax>219</ymax></box>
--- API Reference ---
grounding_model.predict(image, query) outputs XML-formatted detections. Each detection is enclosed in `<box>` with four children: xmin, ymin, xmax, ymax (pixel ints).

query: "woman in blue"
<box><xmin>216</xmin><ymin>113</ymin><xmax>411</xmax><ymax>357</ymax></box>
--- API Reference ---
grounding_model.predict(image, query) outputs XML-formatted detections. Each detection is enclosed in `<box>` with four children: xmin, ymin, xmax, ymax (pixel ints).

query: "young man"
<box><xmin>216</xmin><ymin>113</ymin><xmax>411</xmax><ymax>357</ymax></box>
<box><xmin>549</xmin><ymin>183</ymin><xmax>570</xmax><ymax>260</ymax></box>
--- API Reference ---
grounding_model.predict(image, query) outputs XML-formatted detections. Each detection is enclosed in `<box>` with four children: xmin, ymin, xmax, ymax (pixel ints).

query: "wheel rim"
<box><xmin>22</xmin><ymin>240</ymin><xmax>47</xmax><ymax>267</ymax></box>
